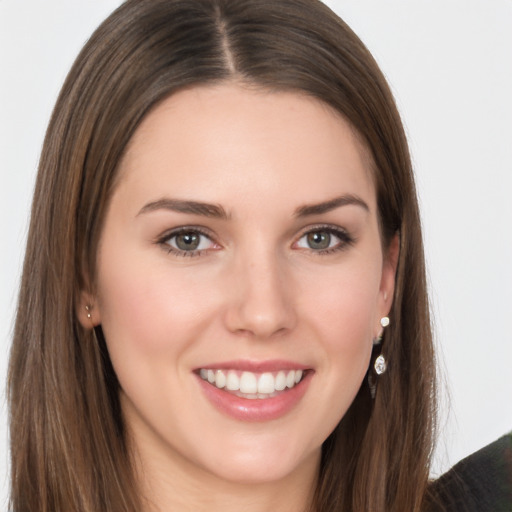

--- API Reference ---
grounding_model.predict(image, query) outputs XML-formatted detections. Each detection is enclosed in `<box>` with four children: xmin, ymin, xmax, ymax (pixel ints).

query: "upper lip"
<box><xmin>194</xmin><ymin>359</ymin><xmax>311</xmax><ymax>373</ymax></box>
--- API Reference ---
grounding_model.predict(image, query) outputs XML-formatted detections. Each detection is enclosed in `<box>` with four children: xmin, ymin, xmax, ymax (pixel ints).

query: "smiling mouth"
<box><xmin>198</xmin><ymin>369</ymin><xmax>306</xmax><ymax>399</ymax></box>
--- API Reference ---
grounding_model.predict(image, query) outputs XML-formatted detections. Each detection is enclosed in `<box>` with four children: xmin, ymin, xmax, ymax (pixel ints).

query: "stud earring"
<box><xmin>373</xmin><ymin>317</ymin><xmax>390</xmax><ymax>346</ymax></box>
<box><xmin>85</xmin><ymin>305</ymin><xmax>92</xmax><ymax>320</ymax></box>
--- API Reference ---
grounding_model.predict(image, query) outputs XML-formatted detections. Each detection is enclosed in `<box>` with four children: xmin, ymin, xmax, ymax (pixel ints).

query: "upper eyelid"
<box><xmin>295</xmin><ymin>223</ymin><xmax>350</xmax><ymax>238</ymax></box>
<box><xmin>293</xmin><ymin>224</ymin><xmax>355</xmax><ymax>250</ymax></box>
<box><xmin>156</xmin><ymin>225</ymin><xmax>216</xmax><ymax>242</ymax></box>
<box><xmin>156</xmin><ymin>227</ymin><xmax>219</xmax><ymax>257</ymax></box>
<box><xmin>156</xmin><ymin>223</ymin><xmax>348</xmax><ymax>235</ymax></box>
<box><xmin>155</xmin><ymin>223</ymin><xmax>353</xmax><ymax>249</ymax></box>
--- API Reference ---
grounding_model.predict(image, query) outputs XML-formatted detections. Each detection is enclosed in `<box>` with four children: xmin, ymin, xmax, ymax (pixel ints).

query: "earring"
<box><xmin>368</xmin><ymin>316</ymin><xmax>390</xmax><ymax>399</ymax></box>
<box><xmin>377</xmin><ymin>316</ymin><xmax>389</xmax><ymax>373</ymax></box>
<box><xmin>85</xmin><ymin>305</ymin><xmax>92</xmax><ymax>320</ymax></box>
<box><xmin>373</xmin><ymin>317</ymin><xmax>390</xmax><ymax>346</ymax></box>
<box><xmin>374</xmin><ymin>354</ymin><xmax>387</xmax><ymax>375</ymax></box>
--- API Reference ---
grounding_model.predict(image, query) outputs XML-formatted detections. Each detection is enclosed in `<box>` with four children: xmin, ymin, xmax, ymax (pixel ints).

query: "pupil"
<box><xmin>307</xmin><ymin>231</ymin><xmax>330</xmax><ymax>250</ymax></box>
<box><xmin>176</xmin><ymin>232</ymin><xmax>200</xmax><ymax>251</ymax></box>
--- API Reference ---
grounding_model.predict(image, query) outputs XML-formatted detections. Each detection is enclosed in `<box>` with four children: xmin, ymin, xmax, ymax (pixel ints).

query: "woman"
<box><xmin>8</xmin><ymin>0</ymin><xmax>437</xmax><ymax>510</ymax></box>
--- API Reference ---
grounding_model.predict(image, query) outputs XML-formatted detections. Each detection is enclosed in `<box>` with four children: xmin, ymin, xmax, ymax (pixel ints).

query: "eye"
<box><xmin>295</xmin><ymin>226</ymin><xmax>353</xmax><ymax>253</ymax></box>
<box><xmin>159</xmin><ymin>228</ymin><xmax>218</xmax><ymax>256</ymax></box>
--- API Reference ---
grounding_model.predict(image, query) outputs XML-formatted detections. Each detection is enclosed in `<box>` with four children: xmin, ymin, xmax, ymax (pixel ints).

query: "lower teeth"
<box><xmin>231</xmin><ymin>390</ymin><xmax>280</xmax><ymax>399</ymax></box>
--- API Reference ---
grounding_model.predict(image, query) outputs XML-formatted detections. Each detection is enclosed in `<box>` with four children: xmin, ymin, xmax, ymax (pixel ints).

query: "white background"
<box><xmin>1</xmin><ymin>0</ymin><xmax>511</xmax><ymax>508</ymax></box>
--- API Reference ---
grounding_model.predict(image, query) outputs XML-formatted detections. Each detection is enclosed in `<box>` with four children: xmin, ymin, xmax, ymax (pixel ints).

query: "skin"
<box><xmin>79</xmin><ymin>83</ymin><xmax>397</xmax><ymax>512</ymax></box>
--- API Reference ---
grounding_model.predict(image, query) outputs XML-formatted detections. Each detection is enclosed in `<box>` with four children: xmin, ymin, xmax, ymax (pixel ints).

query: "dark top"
<box><xmin>427</xmin><ymin>432</ymin><xmax>512</xmax><ymax>511</ymax></box>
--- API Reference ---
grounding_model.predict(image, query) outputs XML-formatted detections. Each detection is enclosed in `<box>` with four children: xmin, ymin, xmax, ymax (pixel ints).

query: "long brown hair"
<box><xmin>8</xmin><ymin>1</ymin><xmax>437</xmax><ymax>510</ymax></box>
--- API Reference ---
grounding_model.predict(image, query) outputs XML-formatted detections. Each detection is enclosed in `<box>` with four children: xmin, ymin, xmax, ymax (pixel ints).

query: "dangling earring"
<box><xmin>374</xmin><ymin>316</ymin><xmax>388</xmax><ymax>374</ymax></box>
<box><xmin>368</xmin><ymin>316</ymin><xmax>389</xmax><ymax>399</ymax></box>
<box><xmin>374</xmin><ymin>354</ymin><xmax>387</xmax><ymax>375</ymax></box>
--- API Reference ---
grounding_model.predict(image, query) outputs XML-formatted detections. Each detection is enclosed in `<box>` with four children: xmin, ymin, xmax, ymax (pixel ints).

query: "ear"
<box><xmin>378</xmin><ymin>232</ymin><xmax>400</xmax><ymax>320</ymax></box>
<box><xmin>77</xmin><ymin>288</ymin><xmax>101</xmax><ymax>329</ymax></box>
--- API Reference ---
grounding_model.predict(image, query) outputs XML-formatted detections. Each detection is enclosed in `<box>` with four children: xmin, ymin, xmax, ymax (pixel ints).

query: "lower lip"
<box><xmin>196</xmin><ymin>372</ymin><xmax>313</xmax><ymax>422</ymax></box>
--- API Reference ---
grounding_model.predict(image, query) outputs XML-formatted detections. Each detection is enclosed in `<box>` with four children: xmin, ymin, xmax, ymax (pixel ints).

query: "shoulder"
<box><xmin>426</xmin><ymin>432</ymin><xmax>512</xmax><ymax>512</ymax></box>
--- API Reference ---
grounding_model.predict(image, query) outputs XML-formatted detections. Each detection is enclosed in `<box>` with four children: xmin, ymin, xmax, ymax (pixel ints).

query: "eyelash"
<box><xmin>156</xmin><ymin>226</ymin><xmax>216</xmax><ymax>258</ymax></box>
<box><xmin>156</xmin><ymin>224</ymin><xmax>355</xmax><ymax>258</ymax></box>
<box><xmin>295</xmin><ymin>224</ymin><xmax>355</xmax><ymax>255</ymax></box>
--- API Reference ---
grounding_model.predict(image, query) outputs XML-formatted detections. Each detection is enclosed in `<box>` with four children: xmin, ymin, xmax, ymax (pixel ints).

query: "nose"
<box><xmin>223</xmin><ymin>251</ymin><xmax>297</xmax><ymax>339</ymax></box>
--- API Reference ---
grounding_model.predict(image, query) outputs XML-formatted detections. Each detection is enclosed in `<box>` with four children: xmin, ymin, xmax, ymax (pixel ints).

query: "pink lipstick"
<box><xmin>194</xmin><ymin>360</ymin><xmax>313</xmax><ymax>422</ymax></box>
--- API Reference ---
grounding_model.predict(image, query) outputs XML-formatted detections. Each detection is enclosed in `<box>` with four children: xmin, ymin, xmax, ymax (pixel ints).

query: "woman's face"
<box><xmin>82</xmin><ymin>83</ymin><xmax>396</xmax><ymax>487</ymax></box>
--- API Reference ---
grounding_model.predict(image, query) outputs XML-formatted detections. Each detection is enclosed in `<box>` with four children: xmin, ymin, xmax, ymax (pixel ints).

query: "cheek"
<box><xmin>300</xmin><ymin>258</ymin><xmax>382</xmax><ymax>406</ymax></box>
<box><xmin>95</xmin><ymin>247</ymin><xmax>224</xmax><ymax>428</ymax></box>
<box><xmin>319</xmin><ymin>282</ymin><xmax>375</xmax><ymax>381</ymax></box>
<box><xmin>304</xmin><ymin>261</ymin><xmax>381</xmax><ymax>346</ymax></box>
<box><xmin>96</xmin><ymin>244</ymin><xmax>215</xmax><ymax>360</ymax></box>
<box><xmin>285</xmin><ymin>261</ymin><xmax>382</xmax><ymax>448</ymax></box>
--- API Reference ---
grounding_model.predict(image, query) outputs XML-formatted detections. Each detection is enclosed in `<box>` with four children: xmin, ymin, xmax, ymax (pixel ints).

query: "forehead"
<box><xmin>117</xmin><ymin>83</ymin><xmax>376</xmax><ymax>213</ymax></box>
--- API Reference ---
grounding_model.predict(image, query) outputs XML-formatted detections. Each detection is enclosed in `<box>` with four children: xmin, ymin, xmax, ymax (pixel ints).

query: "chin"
<box><xmin>193</xmin><ymin>437</ymin><xmax>321</xmax><ymax>486</ymax></box>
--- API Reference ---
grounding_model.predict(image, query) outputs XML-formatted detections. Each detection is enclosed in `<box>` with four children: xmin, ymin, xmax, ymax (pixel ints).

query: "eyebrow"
<box><xmin>294</xmin><ymin>194</ymin><xmax>369</xmax><ymax>217</ymax></box>
<box><xmin>137</xmin><ymin>198</ymin><xmax>229</xmax><ymax>219</ymax></box>
<box><xmin>137</xmin><ymin>194</ymin><xmax>368</xmax><ymax>220</ymax></box>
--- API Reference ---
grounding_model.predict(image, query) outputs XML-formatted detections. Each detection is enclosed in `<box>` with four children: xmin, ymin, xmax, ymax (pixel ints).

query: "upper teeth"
<box><xmin>199</xmin><ymin>369</ymin><xmax>304</xmax><ymax>394</ymax></box>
